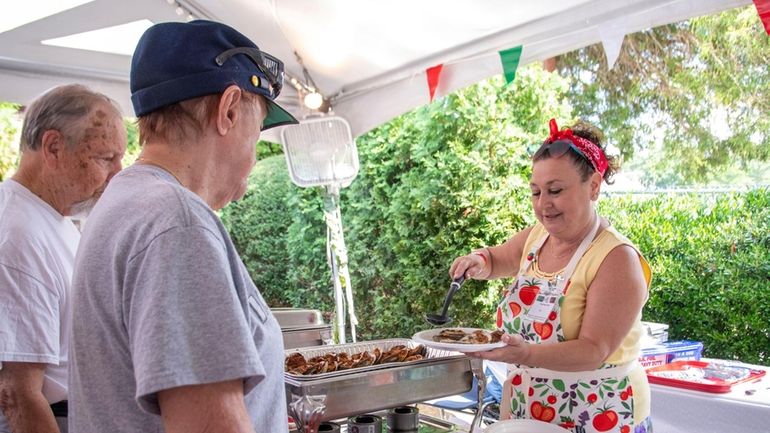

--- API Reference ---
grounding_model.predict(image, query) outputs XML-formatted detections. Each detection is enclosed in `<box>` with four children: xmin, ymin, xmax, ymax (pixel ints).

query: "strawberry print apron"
<box><xmin>495</xmin><ymin>216</ymin><xmax>650</xmax><ymax>433</ymax></box>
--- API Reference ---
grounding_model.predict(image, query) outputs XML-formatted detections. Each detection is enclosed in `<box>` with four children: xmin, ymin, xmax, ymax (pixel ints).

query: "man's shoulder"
<box><xmin>0</xmin><ymin>217</ymin><xmax>61</xmax><ymax>285</ymax></box>
<box><xmin>85</xmin><ymin>166</ymin><xmax>221</xmax><ymax>244</ymax></box>
<box><xmin>0</xmin><ymin>181</ymin><xmax>36</xmax><ymax>218</ymax></box>
<box><xmin>0</xmin><ymin>186</ymin><xmax>56</xmax><ymax>254</ymax></box>
<box><xmin>98</xmin><ymin>167</ymin><xmax>189</xmax><ymax>219</ymax></box>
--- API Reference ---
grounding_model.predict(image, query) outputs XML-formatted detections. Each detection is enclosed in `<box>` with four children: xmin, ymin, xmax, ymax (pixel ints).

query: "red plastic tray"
<box><xmin>646</xmin><ymin>360</ymin><xmax>766</xmax><ymax>393</ymax></box>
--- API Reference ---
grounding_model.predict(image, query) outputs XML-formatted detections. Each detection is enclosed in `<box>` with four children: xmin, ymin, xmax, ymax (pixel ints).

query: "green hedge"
<box><xmin>0</xmin><ymin>103</ymin><xmax>20</xmax><ymax>181</ymax></box>
<box><xmin>222</xmin><ymin>67</ymin><xmax>769</xmax><ymax>365</ymax></box>
<box><xmin>222</xmin><ymin>155</ymin><xmax>331</xmax><ymax>310</ymax></box>
<box><xmin>599</xmin><ymin>190</ymin><xmax>770</xmax><ymax>364</ymax></box>
<box><xmin>224</xmin><ymin>65</ymin><xmax>568</xmax><ymax>337</ymax></box>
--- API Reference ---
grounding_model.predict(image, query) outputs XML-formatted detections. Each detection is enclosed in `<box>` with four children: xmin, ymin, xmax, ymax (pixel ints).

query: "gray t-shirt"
<box><xmin>69</xmin><ymin>165</ymin><xmax>287</xmax><ymax>433</ymax></box>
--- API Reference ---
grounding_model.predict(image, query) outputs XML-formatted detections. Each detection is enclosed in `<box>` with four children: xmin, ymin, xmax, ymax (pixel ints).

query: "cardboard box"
<box><xmin>639</xmin><ymin>340</ymin><xmax>704</xmax><ymax>369</ymax></box>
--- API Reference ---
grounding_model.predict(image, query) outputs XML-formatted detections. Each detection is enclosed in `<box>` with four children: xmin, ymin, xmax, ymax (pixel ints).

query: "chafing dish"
<box><xmin>272</xmin><ymin>308</ymin><xmax>325</xmax><ymax>328</ymax></box>
<box><xmin>272</xmin><ymin>308</ymin><xmax>333</xmax><ymax>349</ymax></box>
<box><xmin>282</xmin><ymin>324</ymin><xmax>334</xmax><ymax>349</ymax></box>
<box><xmin>285</xmin><ymin>339</ymin><xmax>485</xmax><ymax>433</ymax></box>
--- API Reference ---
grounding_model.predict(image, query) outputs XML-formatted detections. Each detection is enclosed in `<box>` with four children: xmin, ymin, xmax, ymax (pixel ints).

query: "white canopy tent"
<box><xmin>0</xmin><ymin>0</ymin><xmax>754</xmax><ymax>342</ymax></box>
<box><xmin>0</xmin><ymin>0</ymin><xmax>751</xmax><ymax>142</ymax></box>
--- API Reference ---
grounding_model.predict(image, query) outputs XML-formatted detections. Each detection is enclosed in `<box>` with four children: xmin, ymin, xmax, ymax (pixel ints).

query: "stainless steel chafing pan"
<box><xmin>284</xmin><ymin>339</ymin><xmax>474</xmax><ymax>432</ymax></box>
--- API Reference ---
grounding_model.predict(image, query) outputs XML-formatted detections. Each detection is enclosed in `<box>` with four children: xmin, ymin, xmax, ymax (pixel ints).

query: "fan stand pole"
<box><xmin>323</xmin><ymin>184</ymin><xmax>357</xmax><ymax>343</ymax></box>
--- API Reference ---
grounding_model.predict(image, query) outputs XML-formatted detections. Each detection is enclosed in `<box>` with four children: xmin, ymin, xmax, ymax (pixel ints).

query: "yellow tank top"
<box><xmin>522</xmin><ymin>223</ymin><xmax>653</xmax><ymax>421</ymax></box>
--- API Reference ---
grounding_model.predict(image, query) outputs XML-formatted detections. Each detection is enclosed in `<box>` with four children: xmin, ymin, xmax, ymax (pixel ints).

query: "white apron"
<box><xmin>496</xmin><ymin>216</ymin><xmax>643</xmax><ymax>433</ymax></box>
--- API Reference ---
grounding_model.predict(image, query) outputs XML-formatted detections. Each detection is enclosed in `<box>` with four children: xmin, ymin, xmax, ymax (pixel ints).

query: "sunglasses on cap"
<box><xmin>215</xmin><ymin>47</ymin><xmax>284</xmax><ymax>98</ymax></box>
<box><xmin>532</xmin><ymin>139</ymin><xmax>587</xmax><ymax>161</ymax></box>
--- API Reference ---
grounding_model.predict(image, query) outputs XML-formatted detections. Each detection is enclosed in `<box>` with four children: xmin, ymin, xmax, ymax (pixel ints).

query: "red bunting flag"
<box><xmin>755</xmin><ymin>0</ymin><xmax>770</xmax><ymax>34</ymax></box>
<box><xmin>426</xmin><ymin>64</ymin><xmax>444</xmax><ymax>102</ymax></box>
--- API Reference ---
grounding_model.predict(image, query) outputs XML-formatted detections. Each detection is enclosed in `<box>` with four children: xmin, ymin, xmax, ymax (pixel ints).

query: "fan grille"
<box><xmin>281</xmin><ymin>117</ymin><xmax>359</xmax><ymax>188</ymax></box>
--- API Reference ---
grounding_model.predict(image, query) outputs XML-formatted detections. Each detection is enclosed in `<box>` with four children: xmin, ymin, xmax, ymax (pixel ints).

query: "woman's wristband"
<box><xmin>473</xmin><ymin>251</ymin><xmax>488</xmax><ymax>266</ymax></box>
<box><xmin>473</xmin><ymin>248</ymin><xmax>492</xmax><ymax>279</ymax></box>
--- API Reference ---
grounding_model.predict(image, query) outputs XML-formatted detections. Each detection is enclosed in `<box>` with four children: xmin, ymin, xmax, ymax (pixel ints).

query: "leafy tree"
<box><xmin>344</xmin><ymin>67</ymin><xmax>571</xmax><ymax>337</ymax></box>
<box><xmin>122</xmin><ymin>119</ymin><xmax>141</xmax><ymax>166</ymax></box>
<box><xmin>255</xmin><ymin>140</ymin><xmax>283</xmax><ymax>160</ymax></box>
<box><xmin>223</xmin><ymin>65</ymin><xmax>573</xmax><ymax>339</ymax></box>
<box><xmin>599</xmin><ymin>189</ymin><xmax>770</xmax><ymax>364</ymax></box>
<box><xmin>0</xmin><ymin>103</ymin><xmax>21</xmax><ymax>181</ymax></box>
<box><xmin>223</xmin><ymin>65</ymin><xmax>770</xmax><ymax>365</ymax></box>
<box><xmin>558</xmin><ymin>6</ymin><xmax>770</xmax><ymax>186</ymax></box>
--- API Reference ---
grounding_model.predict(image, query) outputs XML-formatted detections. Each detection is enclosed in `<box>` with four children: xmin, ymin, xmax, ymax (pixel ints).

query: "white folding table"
<box><xmin>649</xmin><ymin>359</ymin><xmax>770</xmax><ymax>433</ymax></box>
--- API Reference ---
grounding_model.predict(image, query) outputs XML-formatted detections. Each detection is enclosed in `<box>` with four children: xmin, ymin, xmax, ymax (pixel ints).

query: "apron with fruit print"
<box><xmin>495</xmin><ymin>216</ymin><xmax>649</xmax><ymax>433</ymax></box>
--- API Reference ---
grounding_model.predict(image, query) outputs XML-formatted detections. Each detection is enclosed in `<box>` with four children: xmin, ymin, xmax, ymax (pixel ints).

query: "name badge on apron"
<box><xmin>519</xmin><ymin>215</ymin><xmax>599</xmax><ymax>324</ymax></box>
<box><xmin>525</xmin><ymin>278</ymin><xmax>561</xmax><ymax>322</ymax></box>
<box><xmin>526</xmin><ymin>294</ymin><xmax>558</xmax><ymax>322</ymax></box>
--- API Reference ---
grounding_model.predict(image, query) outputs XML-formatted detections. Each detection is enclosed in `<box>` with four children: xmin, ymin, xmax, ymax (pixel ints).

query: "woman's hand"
<box><xmin>465</xmin><ymin>333</ymin><xmax>531</xmax><ymax>364</ymax></box>
<box><xmin>450</xmin><ymin>228</ymin><xmax>531</xmax><ymax>281</ymax></box>
<box><xmin>449</xmin><ymin>251</ymin><xmax>488</xmax><ymax>280</ymax></box>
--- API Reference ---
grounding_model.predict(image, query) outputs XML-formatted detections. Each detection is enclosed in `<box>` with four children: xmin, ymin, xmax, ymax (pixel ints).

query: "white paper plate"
<box><xmin>412</xmin><ymin>327</ymin><xmax>506</xmax><ymax>353</ymax></box>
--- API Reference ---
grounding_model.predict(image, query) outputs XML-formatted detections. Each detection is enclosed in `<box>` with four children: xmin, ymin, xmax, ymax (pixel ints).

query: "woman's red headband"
<box><xmin>545</xmin><ymin>118</ymin><xmax>608</xmax><ymax>177</ymax></box>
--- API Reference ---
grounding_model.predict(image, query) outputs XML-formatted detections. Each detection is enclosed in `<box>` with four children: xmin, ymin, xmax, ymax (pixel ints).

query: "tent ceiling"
<box><xmin>0</xmin><ymin>0</ymin><xmax>750</xmax><ymax>141</ymax></box>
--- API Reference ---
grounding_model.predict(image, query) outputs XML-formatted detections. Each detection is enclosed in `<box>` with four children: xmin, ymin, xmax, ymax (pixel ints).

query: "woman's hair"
<box><xmin>534</xmin><ymin>119</ymin><xmax>620</xmax><ymax>184</ymax></box>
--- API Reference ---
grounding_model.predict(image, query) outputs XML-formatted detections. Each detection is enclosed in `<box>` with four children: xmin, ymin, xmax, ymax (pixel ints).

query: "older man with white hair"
<box><xmin>0</xmin><ymin>84</ymin><xmax>126</xmax><ymax>433</ymax></box>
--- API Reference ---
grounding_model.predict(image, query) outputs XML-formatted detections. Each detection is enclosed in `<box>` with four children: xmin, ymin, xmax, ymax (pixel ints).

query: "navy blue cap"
<box><xmin>130</xmin><ymin>20</ymin><xmax>298</xmax><ymax>130</ymax></box>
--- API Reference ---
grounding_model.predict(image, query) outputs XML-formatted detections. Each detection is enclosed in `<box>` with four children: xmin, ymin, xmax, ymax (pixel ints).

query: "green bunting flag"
<box><xmin>499</xmin><ymin>45</ymin><xmax>523</xmax><ymax>84</ymax></box>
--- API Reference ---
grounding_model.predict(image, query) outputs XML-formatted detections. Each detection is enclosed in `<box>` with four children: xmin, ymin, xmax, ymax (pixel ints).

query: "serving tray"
<box><xmin>284</xmin><ymin>339</ymin><xmax>473</xmax><ymax>431</ymax></box>
<box><xmin>646</xmin><ymin>360</ymin><xmax>766</xmax><ymax>393</ymax></box>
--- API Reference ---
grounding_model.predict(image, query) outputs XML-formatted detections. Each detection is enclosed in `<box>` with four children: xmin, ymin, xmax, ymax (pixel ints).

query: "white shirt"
<box><xmin>0</xmin><ymin>179</ymin><xmax>80</xmax><ymax>430</ymax></box>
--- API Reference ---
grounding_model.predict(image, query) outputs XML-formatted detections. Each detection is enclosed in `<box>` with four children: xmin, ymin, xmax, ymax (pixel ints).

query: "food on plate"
<box><xmin>431</xmin><ymin>328</ymin><xmax>504</xmax><ymax>344</ymax></box>
<box><xmin>285</xmin><ymin>344</ymin><xmax>426</xmax><ymax>376</ymax></box>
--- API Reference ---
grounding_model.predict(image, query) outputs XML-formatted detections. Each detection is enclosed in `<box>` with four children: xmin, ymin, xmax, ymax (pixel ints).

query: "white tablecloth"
<box><xmin>485</xmin><ymin>358</ymin><xmax>770</xmax><ymax>433</ymax></box>
<box><xmin>650</xmin><ymin>359</ymin><xmax>770</xmax><ymax>433</ymax></box>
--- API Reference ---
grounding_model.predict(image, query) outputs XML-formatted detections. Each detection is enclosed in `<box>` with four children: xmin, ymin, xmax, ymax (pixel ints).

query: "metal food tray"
<box><xmin>285</xmin><ymin>339</ymin><xmax>473</xmax><ymax>432</ymax></box>
<box><xmin>285</xmin><ymin>338</ymin><xmax>460</xmax><ymax>380</ymax></box>
<box><xmin>282</xmin><ymin>324</ymin><xmax>334</xmax><ymax>350</ymax></box>
<box><xmin>272</xmin><ymin>308</ymin><xmax>325</xmax><ymax>328</ymax></box>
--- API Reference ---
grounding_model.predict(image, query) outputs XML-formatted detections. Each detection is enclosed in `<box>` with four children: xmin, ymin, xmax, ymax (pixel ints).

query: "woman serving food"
<box><xmin>449</xmin><ymin>119</ymin><xmax>652</xmax><ymax>433</ymax></box>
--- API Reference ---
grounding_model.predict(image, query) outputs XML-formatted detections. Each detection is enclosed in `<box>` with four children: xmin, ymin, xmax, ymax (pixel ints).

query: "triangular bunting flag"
<box><xmin>754</xmin><ymin>0</ymin><xmax>770</xmax><ymax>34</ymax></box>
<box><xmin>499</xmin><ymin>45</ymin><xmax>523</xmax><ymax>85</ymax></box>
<box><xmin>426</xmin><ymin>64</ymin><xmax>444</xmax><ymax>102</ymax></box>
<box><xmin>599</xmin><ymin>17</ymin><xmax>628</xmax><ymax>70</ymax></box>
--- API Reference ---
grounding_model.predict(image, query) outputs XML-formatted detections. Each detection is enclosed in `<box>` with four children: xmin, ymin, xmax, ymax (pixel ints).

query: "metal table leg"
<box><xmin>469</xmin><ymin>358</ymin><xmax>486</xmax><ymax>433</ymax></box>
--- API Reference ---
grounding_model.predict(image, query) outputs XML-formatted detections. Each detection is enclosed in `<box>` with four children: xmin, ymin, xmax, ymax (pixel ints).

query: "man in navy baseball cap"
<box><xmin>130</xmin><ymin>19</ymin><xmax>298</xmax><ymax>130</ymax></box>
<box><xmin>69</xmin><ymin>20</ymin><xmax>293</xmax><ymax>433</ymax></box>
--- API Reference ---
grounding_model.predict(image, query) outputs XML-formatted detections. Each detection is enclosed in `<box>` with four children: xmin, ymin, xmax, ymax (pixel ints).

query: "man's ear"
<box><xmin>40</xmin><ymin>129</ymin><xmax>65</xmax><ymax>168</ymax></box>
<box><xmin>216</xmin><ymin>85</ymin><xmax>243</xmax><ymax>136</ymax></box>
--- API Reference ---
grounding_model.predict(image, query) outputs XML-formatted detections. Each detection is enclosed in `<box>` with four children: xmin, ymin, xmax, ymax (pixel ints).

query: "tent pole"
<box><xmin>323</xmin><ymin>185</ymin><xmax>355</xmax><ymax>343</ymax></box>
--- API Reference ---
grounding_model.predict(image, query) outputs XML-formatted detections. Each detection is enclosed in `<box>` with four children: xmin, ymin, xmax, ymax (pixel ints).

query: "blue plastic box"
<box><xmin>639</xmin><ymin>340</ymin><xmax>704</xmax><ymax>369</ymax></box>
